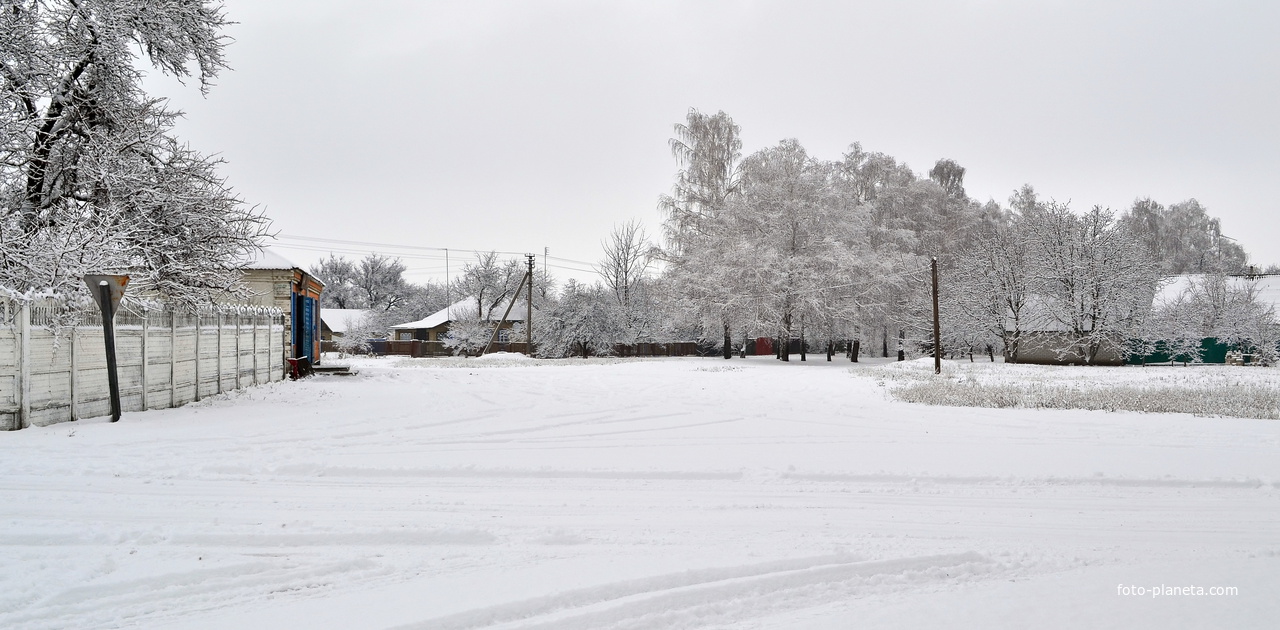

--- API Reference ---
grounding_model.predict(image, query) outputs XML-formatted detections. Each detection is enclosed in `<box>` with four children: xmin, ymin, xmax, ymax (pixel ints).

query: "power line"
<box><xmin>276</xmin><ymin>233</ymin><xmax>528</xmax><ymax>257</ymax></box>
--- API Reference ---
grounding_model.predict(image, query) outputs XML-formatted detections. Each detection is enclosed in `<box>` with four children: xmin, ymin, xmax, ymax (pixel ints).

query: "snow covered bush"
<box><xmin>333</xmin><ymin>314</ymin><xmax>381</xmax><ymax>356</ymax></box>
<box><xmin>441</xmin><ymin>309</ymin><xmax>494</xmax><ymax>357</ymax></box>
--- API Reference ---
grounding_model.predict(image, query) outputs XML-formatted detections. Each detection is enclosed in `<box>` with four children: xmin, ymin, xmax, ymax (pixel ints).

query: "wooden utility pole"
<box><xmin>525</xmin><ymin>254</ymin><xmax>535</xmax><ymax>353</ymax></box>
<box><xmin>483</xmin><ymin>270</ymin><xmax>530</xmax><ymax>354</ymax></box>
<box><xmin>932</xmin><ymin>257</ymin><xmax>941</xmax><ymax>375</ymax></box>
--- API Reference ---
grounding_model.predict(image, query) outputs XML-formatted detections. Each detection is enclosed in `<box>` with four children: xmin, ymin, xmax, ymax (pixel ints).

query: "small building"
<box><xmin>320</xmin><ymin>308</ymin><xmax>373</xmax><ymax>341</ymax></box>
<box><xmin>390</xmin><ymin>297</ymin><xmax>526</xmax><ymax>343</ymax></box>
<box><xmin>238</xmin><ymin>248</ymin><xmax>325</xmax><ymax>366</ymax></box>
<box><xmin>1130</xmin><ymin>272</ymin><xmax>1280</xmax><ymax>365</ymax></box>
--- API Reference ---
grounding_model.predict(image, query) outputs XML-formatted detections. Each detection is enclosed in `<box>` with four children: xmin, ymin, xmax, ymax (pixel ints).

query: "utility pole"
<box><xmin>526</xmin><ymin>253</ymin><xmax>535</xmax><ymax>353</ymax></box>
<box><xmin>445</xmin><ymin>248</ymin><xmax>451</xmax><ymax>320</ymax></box>
<box><xmin>932</xmin><ymin>257</ymin><xmax>941</xmax><ymax>375</ymax></box>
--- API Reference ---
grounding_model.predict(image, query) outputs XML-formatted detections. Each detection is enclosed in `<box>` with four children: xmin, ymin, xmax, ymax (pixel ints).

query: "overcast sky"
<box><xmin>146</xmin><ymin>0</ymin><xmax>1280</xmax><ymax>285</ymax></box>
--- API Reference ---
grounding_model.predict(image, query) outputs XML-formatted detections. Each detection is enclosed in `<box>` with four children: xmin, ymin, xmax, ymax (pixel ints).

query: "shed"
<box><xmin>237</xmin><ymin>247</ymin><xmax>325</xmax><ymax>365</ymax></box>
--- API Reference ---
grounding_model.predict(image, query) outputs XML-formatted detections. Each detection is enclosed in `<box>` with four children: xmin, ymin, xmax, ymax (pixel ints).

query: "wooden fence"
<box><xmin>0</xmin><ymin>296</ymin><xmax>285</xmax><ymax>430</ymax></box>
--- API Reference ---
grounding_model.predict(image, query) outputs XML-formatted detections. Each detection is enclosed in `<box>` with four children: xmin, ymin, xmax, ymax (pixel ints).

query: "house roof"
<box><xmin>320</xmin><ymin>308</ymin><xmax>372</xmax><ymax>334</ymax></box>
<box><xmin>390</xmin><ymin>297</ymin><xmax>529</xmax><ymax>330</ymax></box>
<box><xmin>241</xmin><ymin>246</ymin><xmax>302</xmax><ymax>271</ymax></box>
<box><xmin>1157</xmin><ymin>273</ymin><xmax>1280</xmax><ymax>310</ymax></box>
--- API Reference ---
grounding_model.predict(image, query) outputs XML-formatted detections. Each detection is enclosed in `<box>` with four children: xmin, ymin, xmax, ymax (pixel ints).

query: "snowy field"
<box><xmin>2</xmin><ymin>355</ymin><xmax>1278</xmax><ymax>629</ymax></box>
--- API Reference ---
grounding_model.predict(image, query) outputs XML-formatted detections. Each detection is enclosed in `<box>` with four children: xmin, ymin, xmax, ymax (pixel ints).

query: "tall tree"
<box><xmin>310</xmin><ymin>254</ymin><xmax>362</xmax><ymax>309</ymax></box>
<box><xmin>355</xmin><ymin>254</ymin><xmax>409</xmax><ymax>312</ymax></box>
<box><xmin>928</xmin><ymin>158</ymin><xmax>966</xmax><ymax>199</ymax></box>
<box><xmin>658</xmin><ymin>108</ymin><xmax>742</xmax><ymax>257</ymax></box>
<box><xmin>0</xmin><ymin>0</ymin><xmax>267</xmax><ymax>301</ymax></box>
<box><xmin>1121</xmin><ymin>198</ymin><xmax>1249</xmax><ymax>274</ymax></box>
<box><xmin>599</xmin><ymin>220</ymin><xmax>658</xmax><ymax>345</ymax></box>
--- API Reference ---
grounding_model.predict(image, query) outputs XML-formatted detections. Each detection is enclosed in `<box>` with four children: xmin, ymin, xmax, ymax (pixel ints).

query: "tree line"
<box><xmin>314</xmin><ymin>108</ymin><xmax>1276</xmax><ymax>363</ymax></box>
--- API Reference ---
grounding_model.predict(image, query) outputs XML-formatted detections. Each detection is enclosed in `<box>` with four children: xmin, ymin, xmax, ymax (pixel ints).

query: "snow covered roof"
<box><xmin>240</xmin><ymin>246</ymin><xmax>302</xmax><ymax>271</ymax></box>
<box><xmin>390</xmin><ymin>297</ymin><xmax>528</xmax><ymax>329</ymax></box>
<box><xmin>320</xmin><ymin>309</ymin><xmax>372</xmax><ymax>334</ymax></box>
<box><xmin>1156</xmin><ymin>274</ymin><xmax>1280</xmax><ymax>310</ymax></box>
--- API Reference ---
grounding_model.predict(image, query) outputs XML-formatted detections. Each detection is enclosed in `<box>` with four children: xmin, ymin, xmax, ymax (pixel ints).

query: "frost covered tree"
<box><xmin>534</xmin><ymin>280</ymin><xmax>619</xmax><ymax>358</ymax></box>
<box><xmin>0</xmin><ymin>0</ymin><xmax>267</xmax><ymax>301</ymax></box>
<box><xmin>658</xmin><ymin>109</ymin><xmax>748</xmax><ymax>356</ymax></box>
<box><xmin>598</xmin><ymin>220</ymin><xmax>660</xmax><ymax>345</ymax></box>
<box><xmin>731</xmin><ymin>139</ymin><xmax>850</xmax><ymax>361</ymax></box>
<box><xmin>1122</xmin><ymin>198</ymin><xmax>1249</xmax><ymax>274</ymax></box>
<box><xmin>928</xmin><ymin>158</ymin><xmax>966</xmax><ymax>199</ymax></box>
<box><xmin>1024</xmin><ymin>203</ymin><xmax>1160</xmax><ymax>363</ymax></box>
<box><xmin>311</xmin><ymin>254</ymin><xmax>362</xmax><ymax>309</ymax></box>
<box><xmin>453</xmin><ymin>252</ymin><xmax>526</xmax><ymax>320</ymax></box>
<box><xmin>658</xmin><ymin>108</ymin><xmax>742</xmax><ymax>258</ymax></box>
<box><xmin>440</xmin><ymin>306</ymin><xmax>492</xmax><ymax>357</ymax></box>
<box><xmin>354</xmin><ymin>254</ymin><xmax>410</xmax><ymax>312</ymax></box>
<box><xmin>946</xmin><ymin>201</ymin><xmax>1034</xmax><ymax>361</ymax></box>
<box><xmin>332</xmin><ymin>312</ymin><xmax>380</xmax><ymax>357</ymax></box>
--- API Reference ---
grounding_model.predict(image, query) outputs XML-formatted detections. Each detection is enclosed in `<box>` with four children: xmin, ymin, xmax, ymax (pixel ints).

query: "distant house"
<box><xmin>1008</xmin><ymin>273</ymin><xmax>1280</xmax><ymax>366</ymax></box>
<box><xmin>390</xmin><ymin>297</ymin><xmax>527</xmax><ymax>344</ymax></box>
<box><xmin>238</xmin><ymin>247</ymin><xmax>325</xmax><ymax>365</ymax></box>
<box><xmin>1004</xmin><ymin>294</ymin><xmax>1129</xmax><ymax>366</ymax></box>
<box><xmin>320</xmin><ymin>308</ymin><xmax>373</xmax><ymax>341</ymax></box>
<box><xmin>1131</xmin><ymin>272</ymin><xmax>1280</xmax><ymax>365</ymax></box>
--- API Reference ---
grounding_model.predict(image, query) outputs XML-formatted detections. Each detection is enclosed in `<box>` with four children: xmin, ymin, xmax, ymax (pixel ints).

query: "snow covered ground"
<box><xmin>2</xmin><ymin>355</ymin><xmax>1278</xmax><ymax>629</ymax></box>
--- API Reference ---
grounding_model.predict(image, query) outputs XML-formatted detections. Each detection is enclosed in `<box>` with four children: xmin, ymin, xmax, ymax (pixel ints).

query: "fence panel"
<box><xmin>0</xmin><ymin>297</ymin><xmax>285</xmax><ymax>430</ymax></box>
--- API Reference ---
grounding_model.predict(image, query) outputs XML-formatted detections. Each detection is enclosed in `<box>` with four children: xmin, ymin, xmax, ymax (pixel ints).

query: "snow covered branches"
<box><xmin>947</xmin><ymin>196</ymin><xmax>1160</xmax><ymax>364</ymax></box>
<box><xmin>0</xmin><ymin>1</ymin><xmax>266</xmax><ymax>303</ymax></box>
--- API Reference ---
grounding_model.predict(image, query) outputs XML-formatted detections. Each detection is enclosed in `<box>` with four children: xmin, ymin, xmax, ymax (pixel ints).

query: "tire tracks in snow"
<box><xmin>391</xmin><ymin>552</ymin><xmax>997</xmax><ymax>630</ymax></box>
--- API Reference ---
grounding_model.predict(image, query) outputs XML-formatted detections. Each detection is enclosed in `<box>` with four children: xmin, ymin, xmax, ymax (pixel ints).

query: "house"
<box><xmin>390</xmin><ymin>297</ymin><xmax>527</xmax><ymax>342</ymax></box>
<box><xmin>238</xmin><ymin>247</ymin><xmax>325</xmax><ymax>365</ymax></box>
<box><xmin>1006</xmin><ymin>273</ymin><xmax>1280</xmax><ymax>366</ymax></box>
<box><xmin>1131</xmin><ymin>272</ymin><xmax>1280</xmax><ymax>365</ymax></box>
<box><xmin>1003</xmin><ymin>294</ymin><xmax>1129</xmax><ymax>366</ymax></box>
<box><xmin>320</xmin><ymin>308</ymin><xmax>373</xmax><ymax>341</ymax></box>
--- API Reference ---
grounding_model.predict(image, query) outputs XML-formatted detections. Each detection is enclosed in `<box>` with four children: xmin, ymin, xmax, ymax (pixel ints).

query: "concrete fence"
<box><xmin>0</xmin><ymin>296</ymin><xmax>285</xmax><ymax>430</ymax></box>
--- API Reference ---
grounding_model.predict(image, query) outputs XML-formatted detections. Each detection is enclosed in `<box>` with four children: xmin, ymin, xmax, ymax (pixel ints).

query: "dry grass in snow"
<box><xmin>872</xmin><ymin>359</ymin><xmax>1280</xmax><ymax>420</ymax></box>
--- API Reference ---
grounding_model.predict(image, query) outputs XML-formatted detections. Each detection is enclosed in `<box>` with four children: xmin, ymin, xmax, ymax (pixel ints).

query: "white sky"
<box><xmin>147</xmin><ymin>0</ymin><xmax>1280</xmax><ymax>285</ymax></box>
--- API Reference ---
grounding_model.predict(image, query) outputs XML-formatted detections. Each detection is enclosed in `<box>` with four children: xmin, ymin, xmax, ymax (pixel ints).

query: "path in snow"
<box><xmin>1</xmin><ymin>356</ymin><xmax>1277</xmax><ymax>629</ymax></box>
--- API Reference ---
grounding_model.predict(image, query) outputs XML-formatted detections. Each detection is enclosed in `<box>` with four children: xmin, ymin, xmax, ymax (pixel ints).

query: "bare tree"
<box><xmin>599</xmin><ymin>220</ymin><xmax>658</xmax><ymax>344</ymax></box>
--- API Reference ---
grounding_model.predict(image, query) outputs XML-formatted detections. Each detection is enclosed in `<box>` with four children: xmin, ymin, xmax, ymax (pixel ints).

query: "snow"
<box><xmin>1</xmin><ymin>356</ymin><xmax>1278</xmax><ymax>628</ymax></box>
<box><xmin>239</xmin><ymin>246</ymin><xmax>303</xmax><ymax>271</ymax></box>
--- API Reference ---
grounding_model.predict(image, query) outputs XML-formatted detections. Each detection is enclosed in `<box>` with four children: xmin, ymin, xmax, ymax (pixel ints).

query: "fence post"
<box><xmin>216</xmin><ymin>310</ymin><xmax>223</xmax><ymax>394</ymax></box>
<box><xmin>141</xmin><ymin>306</ymin><xmax>149</xmax><ymax>411</ymax></box>
<box><xmin>18</xmin><ymin>300</ymin><xmax>30</xmax><ymax>430</ymax></box>
<box><xmin>252</xmin><ymin>310</ymin><xmax>259</xmax><ymax>385</ymax></box>
<box><xmin>170</xmin><ymin>309</ymin><xmax>177</xmax><ymax>408</ymax></box>
<box><xmin>234</xmin><ymin>309</ymin><xmax>242</xmax><ymax>391</ymax></box>
<box><xmin>194</xmin><ymin>310</ymin><xmax>201</xmax><ymax>402</ymax></box>
<box><xmin>70</xmin><ymin>323</ymin><xmax>78</xmax><ymax>421</ymax></box>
